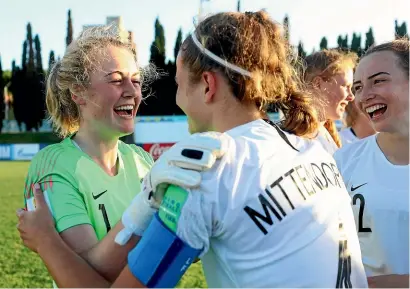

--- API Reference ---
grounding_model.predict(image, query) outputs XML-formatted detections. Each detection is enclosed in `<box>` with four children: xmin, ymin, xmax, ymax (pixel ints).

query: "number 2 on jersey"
<box><xmin>352</xmin><ymin>194</ymin><xmax>372</xmax><ymax>233</ymax></box>
<box><xmin>99</xmin><ymin>204</ymin><xmax>111</xmax><ymax>233</ymax></box>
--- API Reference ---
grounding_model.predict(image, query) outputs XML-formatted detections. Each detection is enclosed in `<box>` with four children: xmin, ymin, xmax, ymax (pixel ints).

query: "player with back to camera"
<box><xmin>334</xmin><ymin>39</ymin><xmax>409</xmax><ymax>288</ymax></box>
<box><xmin>108</xmin><ymin>11</ymin><xmax>368</xmax><ymax>288</ymax></box>
<box><xmin>16</xmin><ymin>25</ymin><xmax>227</xmax><ymax>288</ymax></box>
<box><xmin>303</xmin><ymin>49</ymin><xmax>357</xmax><ymax>153</ymax></box>
<box><xmin>339</xmin><ymin>101</ymin><xmax>376</xmax><ymax>146</ymax></box>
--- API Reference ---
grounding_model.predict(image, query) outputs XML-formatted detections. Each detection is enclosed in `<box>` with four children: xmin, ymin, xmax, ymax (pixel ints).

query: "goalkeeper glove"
<box><xmin>115</xmin><ymin>132</ymin><xmax>229</xmax><ymax>245</ymax></box>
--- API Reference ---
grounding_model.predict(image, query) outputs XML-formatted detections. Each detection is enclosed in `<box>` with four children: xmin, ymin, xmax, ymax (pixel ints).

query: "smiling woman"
<box><xmin>303</xmin><ymin>49</ymin><xmax>358</xmax><ymax>153</ymax></box>
<box><xmin>20</xmin><ymin>25</ymin><xmax>156</xmax><ymax>287</ymax></box>
<box><xmin>16</xmin><ymin>22</ymin><xmax>229</xmax><ymax>288</ymax></box>
<box><xmin>334</xmin><ymin>39</ymin><xmax>409</xmax><ymax>288</ymax></box>
<box><xmin>46</xmin><ymin>28</ymin><xmax>138</xmax><ymax>139</ymax></box>
<box><xmin>353</xmin><ymin>41</ymin><xmax>409</xmax><ymax>133</ymax></box>
<box><xmin>106</xmin><ymin>70</ymin><xmax>141</xmax><ymax>119</ymax></box>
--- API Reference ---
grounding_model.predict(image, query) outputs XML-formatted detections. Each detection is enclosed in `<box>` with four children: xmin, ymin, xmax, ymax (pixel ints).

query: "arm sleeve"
<box><xmin>24</xmin><ymin>171</ymin><xmax>91</xmax><ymax>234</ymax></box>
<box><xmin>46</xmin><ymin>179</ymin><xmax>91</xmax><ymax>233</ymax></box>
<box><xmin>159</xmin><ymin>185</ymin><xmax>214</xmax><ymax>258</ymax></box>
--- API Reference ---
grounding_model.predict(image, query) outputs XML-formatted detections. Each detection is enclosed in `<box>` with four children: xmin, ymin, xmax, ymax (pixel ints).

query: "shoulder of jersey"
<box><xmin>335</xmin><ymin>134</ymin><xmax>375</xmax><ymax>162</ymax></box>
<box><xmin>119</xmin><ymin>141</ymin><xmax>154</xmax><ymax>166</ymax></box>
<box><xmin>211</xmin><ymin>125</ymin><xmax>297</xmax><ymax>174</ymax></box>
<box><xmin>28</xmin><ymin>138</ymin><xmax>81</xmax><ymax>178</ymax></box>
<box><xmin>34</xmin><ymin>138</ymin><xmax>78</xmax><ymax>160</ymax></box>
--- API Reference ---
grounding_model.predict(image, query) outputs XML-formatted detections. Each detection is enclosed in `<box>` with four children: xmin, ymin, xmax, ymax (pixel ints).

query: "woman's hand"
<box><xmin>17</xmin><ymin>183</ymin><xmax>58</xmax><ymax>253</ymax></box>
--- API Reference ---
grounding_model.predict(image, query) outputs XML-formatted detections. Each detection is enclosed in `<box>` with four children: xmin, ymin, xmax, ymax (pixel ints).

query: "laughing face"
<box><xmin>318</xmin><ymin>68</ymin><xmax>355</xmax><ymax>121</ymax></box>
<box><xmin>80</xmin><ymin>45</ymin><xmax>141</xmax><ymax>138</ymax></box>
<box><xmin>353</xmin><ymin>51</ymin><xmax>409</xmax><ymax>133</ymax></box>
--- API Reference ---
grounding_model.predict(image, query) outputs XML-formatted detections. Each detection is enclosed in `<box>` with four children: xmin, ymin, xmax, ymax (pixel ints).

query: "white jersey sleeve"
<box><xmin>169</xmin><ymin>134</ymin><xmax>236</xmax><ymax>257</ymax></box>
<box><xmin>158</xmin><ymin>137</ymin><xmax>236</xmax><ymax>257</ymax></box>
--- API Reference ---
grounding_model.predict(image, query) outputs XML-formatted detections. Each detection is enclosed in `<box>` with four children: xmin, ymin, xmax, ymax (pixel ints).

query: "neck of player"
<box><xmin>377</xmin><ymin>130</ymin><xmax>409</xmax><ymax>166</ymax></box>
<box><xmin>212</xmin><ymin>100</ymin><xmax>262</xmax><ymax>133</ymax></box>
<box><xmin>73</xmin><ymin>127</ymin><xmax>120</xmax><ymax>176</ymax></box>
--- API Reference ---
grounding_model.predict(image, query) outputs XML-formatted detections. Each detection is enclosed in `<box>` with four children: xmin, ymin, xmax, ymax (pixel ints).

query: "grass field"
<box><xmin>0</xmin><ymin>161</ymin><xmax>206</xmax><ymax>288</ymax></box>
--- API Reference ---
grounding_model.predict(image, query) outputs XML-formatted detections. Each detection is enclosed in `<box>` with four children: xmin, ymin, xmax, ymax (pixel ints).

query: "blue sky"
<box><xmin>0</xmin><ymin>0</ymin><xmax>408</xmax><ymax>70</ymax></box>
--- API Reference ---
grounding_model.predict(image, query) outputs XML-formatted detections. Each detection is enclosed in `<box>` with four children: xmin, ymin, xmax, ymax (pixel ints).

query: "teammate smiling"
<box><xmin>334</xmin><ymin>39</ymin><xmax>409</xmax><ymax>288</ymax></box>
<box><xmin>17</xmin><ymin>25</ymin><xmax>225</xmax><ymax>287</ymax></box>
<box><xmin>303</xmin><ymin>50</ymin><xmax>357</xmax><ymax>153</ymax></box>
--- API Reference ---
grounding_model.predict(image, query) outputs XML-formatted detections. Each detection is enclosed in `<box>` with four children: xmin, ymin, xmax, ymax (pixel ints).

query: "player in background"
<box><xmin>334</xmin><ymin>39</ymin><xmax>409</xmax><ymax>288</ymax></box>
<box><xmin>16</xmin><ymin>25</ymin><xmax>226</xmax><ymax>288</ymax></box>
<box><xmin>339</xmin><ymin>101</ymin><xmax>376</xmax><ymax>146</ymax></box>
<box><xmin>302</xmin><ymin>50</ymin><xmax>357</xmax><ymax>154</ymax></box>
<box><xmin>107</xmin><ymin>11</ymin><xmax>367</xmax><ymax>288</ymax></box>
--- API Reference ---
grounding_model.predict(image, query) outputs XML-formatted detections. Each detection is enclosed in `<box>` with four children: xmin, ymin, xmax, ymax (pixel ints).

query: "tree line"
<box><xmin>0</xmin><ymin>9</ymin><xmax>408</xmax><ymax>133</ymax></box>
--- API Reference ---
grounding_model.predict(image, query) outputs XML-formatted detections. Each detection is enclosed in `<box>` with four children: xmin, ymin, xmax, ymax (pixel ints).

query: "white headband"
<box><xmin>190</xmin><ymin>32</ymin><xmax>252</xmax><ymax>77</ymax></box>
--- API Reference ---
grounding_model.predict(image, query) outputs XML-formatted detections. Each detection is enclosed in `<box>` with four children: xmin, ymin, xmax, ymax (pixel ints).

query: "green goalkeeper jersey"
<box><xmin>23</xmin><ymin>137</ymin><xmax>154</xmax><ymax>240</ymax></box>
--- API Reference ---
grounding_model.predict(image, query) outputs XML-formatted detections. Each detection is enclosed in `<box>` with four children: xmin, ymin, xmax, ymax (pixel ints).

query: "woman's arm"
<box><xmin>19</xmin><ymin>133</ymin><xmax>225</xmax><ymax>287</ymax></box>
<box><xmin>41</xmin><ymin>223</ymin><xmax>141</xmax><ymax>287</ymax></box>
<box><xmin>18</xmin><ymin>184</ymin><xmax>140</xmax><ymax>287</ymax></box>
<box><xmin>111</xmin><ymin>266</ymin><xmax>146</xmax><ymax>288</ymax></box>
<box><xmin>110</xmin><ymin>185</ymin><xmax>212</xmax><ymax>288</ymax></box>
<box><xmin>37</xmin><ymin>230</ymin><xmax>111</xmax><ymax>288</ymax></box>
<box><xmin>72</xmin><ymin>222</ymin><xmax>140</xmax><ymax>281</ymax></box>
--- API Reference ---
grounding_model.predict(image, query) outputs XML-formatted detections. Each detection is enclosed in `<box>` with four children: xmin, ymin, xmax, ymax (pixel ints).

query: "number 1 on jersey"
<box><xmin>99</xmin><ymin>204</ymin><xmax>111</xmax><ymax>233</ymax></box>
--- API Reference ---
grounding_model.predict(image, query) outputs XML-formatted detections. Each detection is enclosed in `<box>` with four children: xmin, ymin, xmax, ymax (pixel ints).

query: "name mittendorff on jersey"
<box><xmin>245</xmin><ymin>162</ymin><xmax>344</xmax><ymax>235</ymax></box>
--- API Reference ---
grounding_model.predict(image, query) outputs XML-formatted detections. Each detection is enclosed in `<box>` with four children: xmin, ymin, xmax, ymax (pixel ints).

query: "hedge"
<box><xmin>0</xmin><ymin>132</ymin><xmax>62</xmax><ymax>144</ymax></box>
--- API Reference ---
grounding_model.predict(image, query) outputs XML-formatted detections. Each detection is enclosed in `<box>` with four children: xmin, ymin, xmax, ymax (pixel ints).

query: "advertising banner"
<box><xmin>142</xmin><ymin>143</ymin><xmax>175</xmax><ymax>160</ymax></box>
<box><xmin>11</xmin><ymin>144</ymin><xmax>40</xmax><ymax>161</ymax></box>
<box><xmin>0</xmin><ymin>145</ymin><xmax>11</xmax><ymax>160</ymax></box>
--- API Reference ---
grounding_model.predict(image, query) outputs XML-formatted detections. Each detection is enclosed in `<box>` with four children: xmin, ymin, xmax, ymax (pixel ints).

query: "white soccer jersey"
<box><xmin>339</xmin><ymin>127</ymin><xmax>359</xmax><ymax>147</ymax></box>
<box><xmin>334</xmin><ymin>134</ymin><xmax>409</xmax><ymax>277</ymax></box>
<box><xmin>316</xmin><ymin>125</ymin><xmax>339</xmax><ymax>155</ymax></box>
<box><xmin>171</xmin><ymin>119</ymin><xmax>367</xmax><ymax>287</ymax></box>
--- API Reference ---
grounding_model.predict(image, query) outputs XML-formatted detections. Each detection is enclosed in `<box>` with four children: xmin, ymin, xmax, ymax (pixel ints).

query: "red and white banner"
<box><xmin>142</xmin><ymin>143</ymin><xmax>175</xmax><ymax>160</ymax></box>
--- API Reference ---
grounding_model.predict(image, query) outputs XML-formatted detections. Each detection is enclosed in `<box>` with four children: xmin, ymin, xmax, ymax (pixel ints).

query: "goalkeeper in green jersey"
<box><xmin>16</xmin><ymin>25</ymin><xmax>227</xmax><ymax>287</ymax></box>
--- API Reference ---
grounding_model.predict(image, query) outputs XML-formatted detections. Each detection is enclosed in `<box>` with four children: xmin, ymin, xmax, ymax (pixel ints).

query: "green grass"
<box><xmin>0</xmin><ymin>161</ymin><xmax>206</xmax><ymax>288</ymax></box>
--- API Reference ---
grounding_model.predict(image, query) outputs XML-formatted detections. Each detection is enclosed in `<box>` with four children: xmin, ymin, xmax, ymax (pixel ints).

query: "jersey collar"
<box><xmin>224</xmin><ymin>119</ymin><xmax>266</xmax><ymax>138</ymax></box>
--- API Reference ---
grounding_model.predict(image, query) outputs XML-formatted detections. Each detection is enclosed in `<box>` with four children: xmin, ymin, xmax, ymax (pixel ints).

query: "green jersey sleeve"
<box><xmin>23</xmin><ymin>142</ymin><xmax>91</xmax><ymax>233</ymax></box>
<box><xmin>41</xmin><ymin>178</ymin><xmax>91</xmax><ymax>233</ymax></box>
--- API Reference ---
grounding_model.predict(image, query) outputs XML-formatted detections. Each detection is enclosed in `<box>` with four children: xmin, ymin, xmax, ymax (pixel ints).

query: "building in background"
<box><xmin>83</xmin><ymin>16</ymin><xmax>136</xmax><ymax>49</ymax></box>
